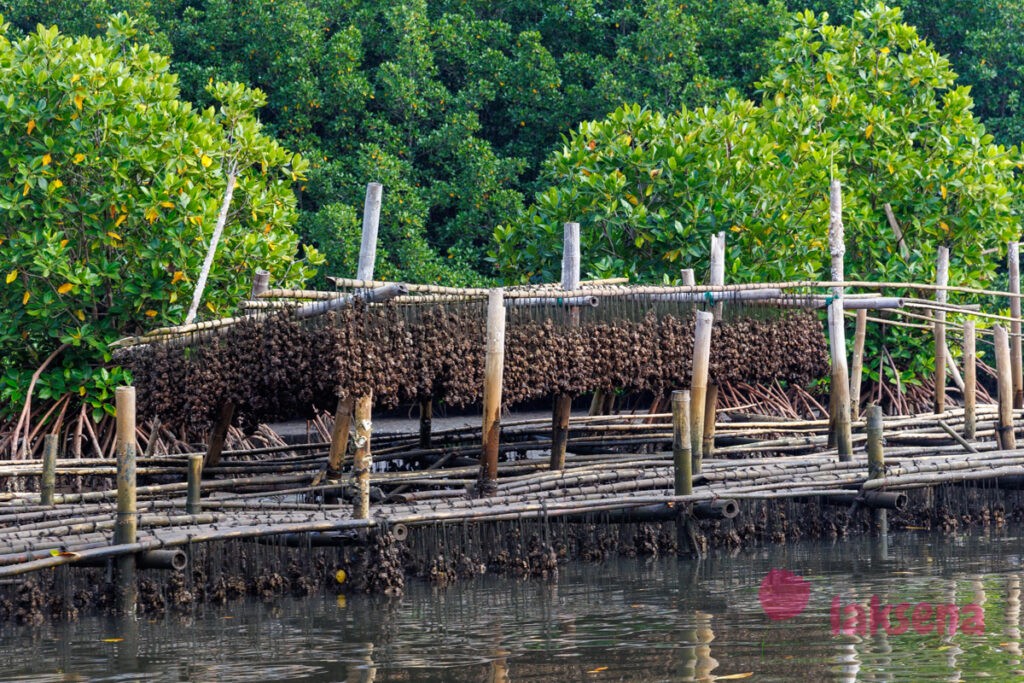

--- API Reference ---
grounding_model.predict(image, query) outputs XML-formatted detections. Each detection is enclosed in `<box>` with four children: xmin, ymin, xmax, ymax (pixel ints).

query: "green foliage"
<box><xmin>495</xmin><ymin>4</ymin><xmax>1023</xmax><ymax>378</ymax></box>
<box><xmin>0</xmin><ymin>14</ymin><xmax>320</xmax><ymax>417</ymax></box>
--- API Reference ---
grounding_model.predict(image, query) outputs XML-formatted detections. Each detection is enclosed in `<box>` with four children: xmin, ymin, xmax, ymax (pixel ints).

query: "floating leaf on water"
<box><xmin>101</xmin><ymin>638</ymin><xmax>123</xmax><ymax>643</ymax></box>
<box><xmin>336</xmin><ymin>595</ymin><xmax>347</xmax><ymax>609</ymax></box>
<box><xmin>335</xmin><ymin>569</ymin><xmax>347</xmax><ymax>584</ymax></box>
<box><xmin>714</xmin><ymin>674</ymin><xmax>754</xmax><ymax>681</ymax></box>
<box><xmin>586</xmin><ymin>667</ymin><xmax>608</xmax><ymax>674</ymax></box>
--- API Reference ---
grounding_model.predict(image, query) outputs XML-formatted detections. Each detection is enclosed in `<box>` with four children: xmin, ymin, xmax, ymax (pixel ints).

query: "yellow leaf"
<box><xmin>73</xmin><ymin>153</ymin><xmax>85</xmax><ymax>163</ymax></box>
<box><xmin>206</xmin><ymin>301</ymin><xmax>216</xmax><ymax>312</ymax></box>
<box><xmin>335</xmin><ymin>569</ymin><xmax>347</xmax><ymax>584</ymax></box>
<box><xmin>42</xmin><ymin>153</ymin><xmax>51</xmax><ymax>166</ymax></box>
<box><xmin>159</xmin><ymin>201</ymin><xmax>174</xmax><ymax>208</ymax></box>
<box><xmin>5</xmin><ymin>270</ymin><xmax>16</xmax><ymax>284</ymax></box>
<box><xmin>940</xmin><ymin>221</ymin><xmax>950</xmax><ymax>233</ymax></box>
<box><xmin>79</xmin><ymin>385</ymin><xmax>86</xmax><ymax>396</ymax></box>
<box><xmin>714</xmin><ymin>674</ymin><xmax>754</xmax><ymax>681</ymax></box>
<box><xmin>57</xmin><ymin>283</ymin><xmax>73</xmax><ymax>294</ymax></box>
<box><xmin>887</xmin><ymin>163</ymin><xmax>894</xmax><ymax>174</ymax></box>
<box><xmin>626</xmin><ymin>194</ymin><xmax>639</xmax><ymax>206</ymax></box>
<box><xmin>101</xmin><ymin>638</ymin><xmax>123</xmax><ymax>644</ymax></box>
<box><xmin>23</xmin><ymin>182</ymin><xmax>29</xmax><ymax>196</ymax></box>
<box><xmin>22</xmin><ymin>291</ymin><xmax>30</xmax><ymax>305</ymax></box>
<box><xmin>941</xmin><ymin>185</ymin><xmax>947</xmax><ymax>200</ymax></box>
<box><xmin>144</xmin><ymin>207</ymin><xmax>159</xmax><ymax>223</ymax></box>
<box><xmin>51</xmin><ymin>179</ymin><xmax>62</xmax><ymax>189</ymax></box>
<box><xmin>107</xmin><ymin>231</ymin><xmax>122</xmax><ymax>241</ymax></box>
<box><xmin>171</xmin><ymin>271</ymin><xmax>185</xmax><ymax>284</ymax></box>
<box><xmin>587</xmin><ymin>667</ymin><xmax>608</xmax><ymax>674</ymax></box>
<box><xmin>169</xmin><ymin>291</ymin><xmax>177</xmax><ymax>303</ymax></box>
<box><xmin>865</xmin><ymin>123</ymin><xmax>874</xmax><ymax>139</ymax></box>
<box><xmin>826</xmin><ymin>72</ymin><xmax>833</xmax><ymax>84</ymax></box>
<box><xmin>71</xmin><ymin>73</ymin><xmax>81</xmax><ymax>84</ymax></box>
<box><xmin>200</xmin><ymin>154</ymin><xmax>213</xmax><ymax>168</ymax></box>
<box><xmin>145</xmin><ymin>309</ymin><xmax>158</xmax><ymax>317</ymax></box>
<box><xmin>880</xmin><ymin>47</ymin><xmax>890</xmax><ymax>55</ymax></box>
<box><xmin>114</xmin><ymin>214</ymin><xmax>127</xmax><ymax>228</ymax></box>
<box><xmin>75</xmin><ymin>310</ymin><xmax>85</xmax><ymax>321</ymax></box>
<box><xmin>74</xmin><ymin>95</ymin><xmax>84</xmax><ymax>111</ymax></box>
<box><xmin>26</xmin><ymin>119</ymin><xmax>35</xmax><ymax>135</ymax></box>
<box><xmin>60</xmin><ymin>239</ymin><xmax>68</xmax><ymax>248</ymax></box>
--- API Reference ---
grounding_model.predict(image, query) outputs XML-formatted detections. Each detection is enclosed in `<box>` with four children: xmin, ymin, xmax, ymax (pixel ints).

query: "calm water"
<box><xmin>2</xmin><ymin>529</ymin><xmax>1024</xmax><ymax>681</ymax></box>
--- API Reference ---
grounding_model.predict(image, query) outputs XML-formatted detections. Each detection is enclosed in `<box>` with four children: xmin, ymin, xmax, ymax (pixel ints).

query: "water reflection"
<box><xmin>2</xmin><ymin>530</ymin><xmax>1024</xmax><ymax>681</ymax></box>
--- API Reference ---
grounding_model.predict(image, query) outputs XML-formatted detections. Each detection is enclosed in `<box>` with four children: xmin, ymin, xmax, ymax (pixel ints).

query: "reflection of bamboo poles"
<box><xmin>694</xmin><ymin>610</ymin><xmax>718</xmax><ymax>682</ymax></box>
<box><xmin>1005</xmin><ymin>575</ymin><xmax>1021</xmax><ymax>665</ymax></box>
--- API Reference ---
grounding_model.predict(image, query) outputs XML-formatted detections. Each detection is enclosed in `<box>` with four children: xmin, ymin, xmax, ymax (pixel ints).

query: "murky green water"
<box><xmin>2</xmin><ymin>529</ymin><xmax>1024</xmax><ymax>681</ymax></box>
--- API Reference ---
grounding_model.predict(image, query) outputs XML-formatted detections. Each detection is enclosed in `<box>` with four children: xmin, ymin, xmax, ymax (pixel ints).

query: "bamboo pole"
<box><xmin>114</xmin><ymin>386</ymin><xmax>137</xmax><ymax>615</ymax></box>
<box><xmin>40</xmin><ymin>434</ymin><xmax>57</xmax><ymax>506</ymax></box>
<box><xmin>326</xmin><ymin>396</ymin><xmax>354</xmax><ymax>478</ymax></box>
<box><xmin>935</xmin><ymin>246</ymin><xmax>950</xmax><ymax>413</ymax></box>
<box><xmin>479</xmin><ymin>289</ymin><xmax>506</xmax><ymax>493</ymax></box>
<box><xmin>829</xmin><ymin>300</ymin><xmax>853</xmax><ymax>460</ymax></box>
<box><xmin>964</xmin><ymin>320</ymin><xmax>977</xmax><ymax>439</ymax></box>
<box><xmin>419</xmin><ymin>398</ymin><xmax>432</xmax><ymax>449</ymax></box>
<box><xmin>690</xmin><ymin>311</ymin><xmax>714</xmax><ymax>474</ymax></box>
<box><xmin>995</xmin><ymin>325</ymin><xmax>1016</xmax><ymax>449</ymax></box>
<box><xmin>204</xmin><ymin>402</ymin><xmax>235</xmax><ymax>468</ymax></box>
<box><xmin>353</xmin><ymin>393</ymin><xmax>373</xmax><ymax>520</ymax></box>
<box><xmin>865</xmin><ymin>404</ymin><xmax>887</xmax><ymax>533</ymax></box>
<box><xmin>673</xmin><ymin>391</ymin><xmax>692</xmax><ymax>496</ymax></box>
<box><xmin>850</xmin><ymin>309</ymin><xmax>867</xmax><ymax>420</ymax></box>
<box><xmin>702</xmin><ymin>384</ymin><xmax>718</xmax><ymax>460</ymax></box>
<box><xmin>186</xmin><ymin>454</ymin><xmax>203</xmax><ymax>515</ymax></box>
<box><xmin>250</xmin><ymin>269</ymin><xmax>270</xmax><ymax>298</ymax></box>
<box><xmin>1010</xmin><ymin>243</ymin><xmax>1023</xmax><ymax>408</ymax></box>
<box><xmin>356</xmin><ymin>182</ymin><xmax>383</xmax><ymax>282</ymax></box>
<box><xmin>680</xmin><ymin>269</ymin><xmax>695</xmax><ymax>287</ymax></box>
<box><xmin>709</xmin><ymin>232</ymin><xmax>725</xmax><ymax>318</ymax></box>
<box><xmin>551</xmin><ymin>222</ymin><xmax>580</xmax><ymax>471</ymax></box>
<box><xmin>883</xmin><ymin>203</ymin><xmax>910</xmax><ymax>259</ymax></box>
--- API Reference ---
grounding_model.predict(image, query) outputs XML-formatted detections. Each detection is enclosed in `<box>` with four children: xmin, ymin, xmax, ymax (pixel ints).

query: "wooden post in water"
<box><xmin>186</xmin><ymin>454</ymin><xmax>203</xmax><ymax>514</ymax></box>
<box><xmin>963</xmin><ymin>320</ymin><xmax>977</xmax><ymax>440</ymax></box>
<box><xmin>356</xmin><ymin>182</ymin><xmax>383</xmax><ymax>282</ymax></box>
<box><xmin>702</xmin><ymin>384</ymin><xmax>717</xmax><ymax>461</ymax></box>
<box><xmin>934</xmin><ymin>246</ymin><xmax>950</xmax><ymax>413</ymax></box>
<box><xmin>995</xmin><ymin>325</ymin><xmax>1016</xmax><ymax>450</ymax></box>
<box><xmin>326</xmin><ymin>396</ymin><xmax>354</xmax><ymax>479</ymax></box>
<box><xmin>672</xmin><ymin>390</ymin><xmax>693</xmax><ymax>496</ymax></box>
<box><xmin>551</xmin><ymin>222</ymin><xmax>580</xmax><ymax>470</ymax></box>
<box><xmin>827</xmin><ymin>179</ymin><xmax>852</xmax><ymax>461</ymax></box>
<box><xmin>866</xmin><ymin>404</ymin><xmax>887</xmax><ymax>534</ymax></box>
<box><xmin>850</xmin><ymin>309</ymin><xmax>867</xmax><ymax>421</ymax></box>
<box><xmin>479</xmin><ymin>289</ymin><xmax>506</xmax><ymax>493</ymax></box>
<box><xmin>418</xmin><ymin>398</ymin><xmax>432</xmax><ymax>449</ymax></box>
<box><xmin>353</xmin><ymin>392</ymin><xmax>373</xmax><ymax>519</ymax></box>
<box><xmin>114</xmin><ymin>386</ymin><xmax>137</xmax><ymax>615</ymax></box>
<box><xmin>690</xmin><ymin>311</ymin><xmax>713</xmax><ymax>474</ymax></box>
<box><xmin>1010</xmin><ymin>243</ymin><xmax>1023</xmax><ymax>409</ymax></box>
<box><xmin>250</xmin><ymin>269</ymin><xmax>270</xmax><ymax>298</ymax></box>
<box><xmin>204</xmin><ymin>401</ymin><xmax>235</xmax><ymax>469</ymax></box>
<box><xmin>40</xmin><ymin>433</ymin><xmax>57</xmax><ymax>506</ymax></box>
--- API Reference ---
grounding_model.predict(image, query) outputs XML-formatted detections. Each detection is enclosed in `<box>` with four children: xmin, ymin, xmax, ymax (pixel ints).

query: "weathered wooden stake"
<box><xmin>934</xmin><ymin>246</ymin><xmax>950</xmax><ymax>414</ymax></box>
<box><xmin>551</xmin><ymin>222</ymin><xmax>580</xmax><ymax>470</ymax></box>
<box><xmin>995</xmin><ymin>325</ymin><xmax>1016</xmax><ymax>450</ymax></box>
<box><xmin>186</xmin><ymin>454</ymin><xmax>203</xmax><ymax>515</ymax></box>
<box><xmin>356</xmin><ymin>182</ymin><xmax>383</xmax><ymax>281</ymax></box>
<box><xmin>326</xmin><ymin>396</ymin><xmax>355</xmax><ymax>478</ymax></box>
<box><xmin>588</xmin><ymin>390</ymin><xmax>605</xmax><ymax>416</ymax></box>
<box><xmin>40</xmin><ymin>433</ymin><xmax>57</xmax><ymax>506</ymax></box>
<box><xmin>963</xmin><ymin>320</ymin><xmax>977</xmax><ymax>440</ymax></box>
<box><xmin>250</xmin><ymin>269</ymin><xmax>270</xmax><ymax>298</ymax></box>
<box><xmin>353</xmin><ymin>392</ymin><xmax>373</xmax><ymax>519</ymax></box>
<box><xmin>680</xmin><ymin>269</ymin><xmax>695</xmax><ymax>287</ymax></box>
<box><xmin>114</xmin><ymin>386</ymin><xmax>137</xmax><ymax>615</ymax></box>
<box><xmin>850</xmin><ymin>309</ymin><xmax>867</xmax><ymax>420</ymax></box>
<box><xmin>418</xmin><ymin>398</ymin><xmax>432</xmax><ymax>450</ymax></box>
<box><xmin>866</xmin><ymin>404</ymin><xmax>887</xmax><ymax>534</ymax></box>
<box><xmin>672</xmin><ymin>390</ymin><xmax>692</xmax><ymax>496</ymax></box>
<box><xmin>702</xmin><ymin>384</ymin><xmax>718</xmax><ymax>461</ymax></box>
<box><xmin>479</xmin><ymin>289</ymin><xmax>506</xmax><ymax>493</ymax></box>
<box><xmin>690</xmin><ymin>311</ymin><xmax>714</xmax><ymax>474</ymax></box>
<box><xmin>204</xmin><ymin>401</ymin><xmax>235</xmax><ymax>468</ymax></box>
<box><xmin>1010</xmin><ymin>243</ymin><xmax>1023</xmax><ymax>408</ymax></box>
<box><xmin>828</xmin><ymin>300</ymin><xmax>853</xmax><ymax>461</ymax></box>
<box><xmin>709</xmin><ymin>232</ymin><xmax>725</xmax><ymax>318</ymax></box>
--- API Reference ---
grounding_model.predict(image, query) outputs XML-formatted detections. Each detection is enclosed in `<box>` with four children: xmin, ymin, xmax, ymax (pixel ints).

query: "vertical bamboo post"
<box><xmin>690</xmin><ymin>311</ymin><xmax>713</xmax><ymax>474</ymax></box>
<box><xmin>934</xmin><ymin>246</ymin><xmax>950</xmax><ymax>413</ymax></box>
<box><xmin>203</xmin><ymin>401</ymin><xmax>235</xmax><ymax>468</ymax></box>
<box><xmin>680</xmin><ymin>269</ymin><xmax>695</xmax><ymax>287</ymax></box>
<box><xmin>673</xmin><ymin>390</ymin><xmax>692</xmax><ymax>496</ymax></box>
<box><xmin>828</xmin><ymin>179</ymin><xmax>852</xmax><ymax>460</ymax></box>
<box><xmin>326</xmin><ymin>396</ymin><xmax>355</xmax><ymax>479</ymax></box>
<box><xmin>418</xmin><ymin>398</ymin><xmax>432</xmax><ymax>449</ymax></box>
<box><xmin>479</xmin><ymin>289</ymin><xmax>506</xmax><ymax>493</ymax></box>
<box><xmin>551</xmin><ymin>222</ymin><xmax>580</xmax><ymax>470</ymax></box>
<box><xmin>40</xmin><ymin>433</ymin><xmax>57</xmax><ymax>506</ymax></box>
<box><xmin>250</xmin><ymin>269</ymin><xmax>270</xmax><ymax>298</ymax></box>
<box><xmin>702</xmin><ymin>384</ymin><xmax>717</xmax><ymax>461</ymax></box>
<box><xmin>963</xmin><ymin>320</ymin><xmax>977</xmax><ymax>440</ymax></box>
<box><xmin>356</xmin><ymin>182</ymin><xmax>383</xmax><ymax>282</ymax></box>
<box><xmin>709</xmin><ymin>232</ymin><xmax>725</xmax><ymax>318</ymax></box>
<box><xmin>186</xmin><ymin>454</ymin><xmax>203</xmax><ymax>514</ymax></box>
<box><xmin>114</xmin><ymin>386</ymin><xmax>137</xmax><ymax>615</ymax></box>
<box><xmin>866</xmin><ymin>404</ymin><xmax>887</xmax><ymax>534</ymax></box>
<box><xmin>1010</xmin><ymin>243</ymin><xmax>1023</xmax><ymax>408</ymax></box>
<box><xmin>850</xmin><ymin>309</ymin><xmax>867</xmax><ymax>421</ymax></box>
<box><xmin>353</xmin><ymin>392</ymin><xmax>373</xmax><ymax>519</ymax></box>
<box><xmin>995</xmin><ymin>325</ymin><xmax>1016</xmax><ymax>450</ymax></box>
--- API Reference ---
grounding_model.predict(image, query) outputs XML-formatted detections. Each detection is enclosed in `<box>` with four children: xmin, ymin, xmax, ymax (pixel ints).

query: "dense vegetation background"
<box><xmin>1</xmin><ymin>0</ymin><xmax>1022</xmax><ymax>420</ymax></box>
